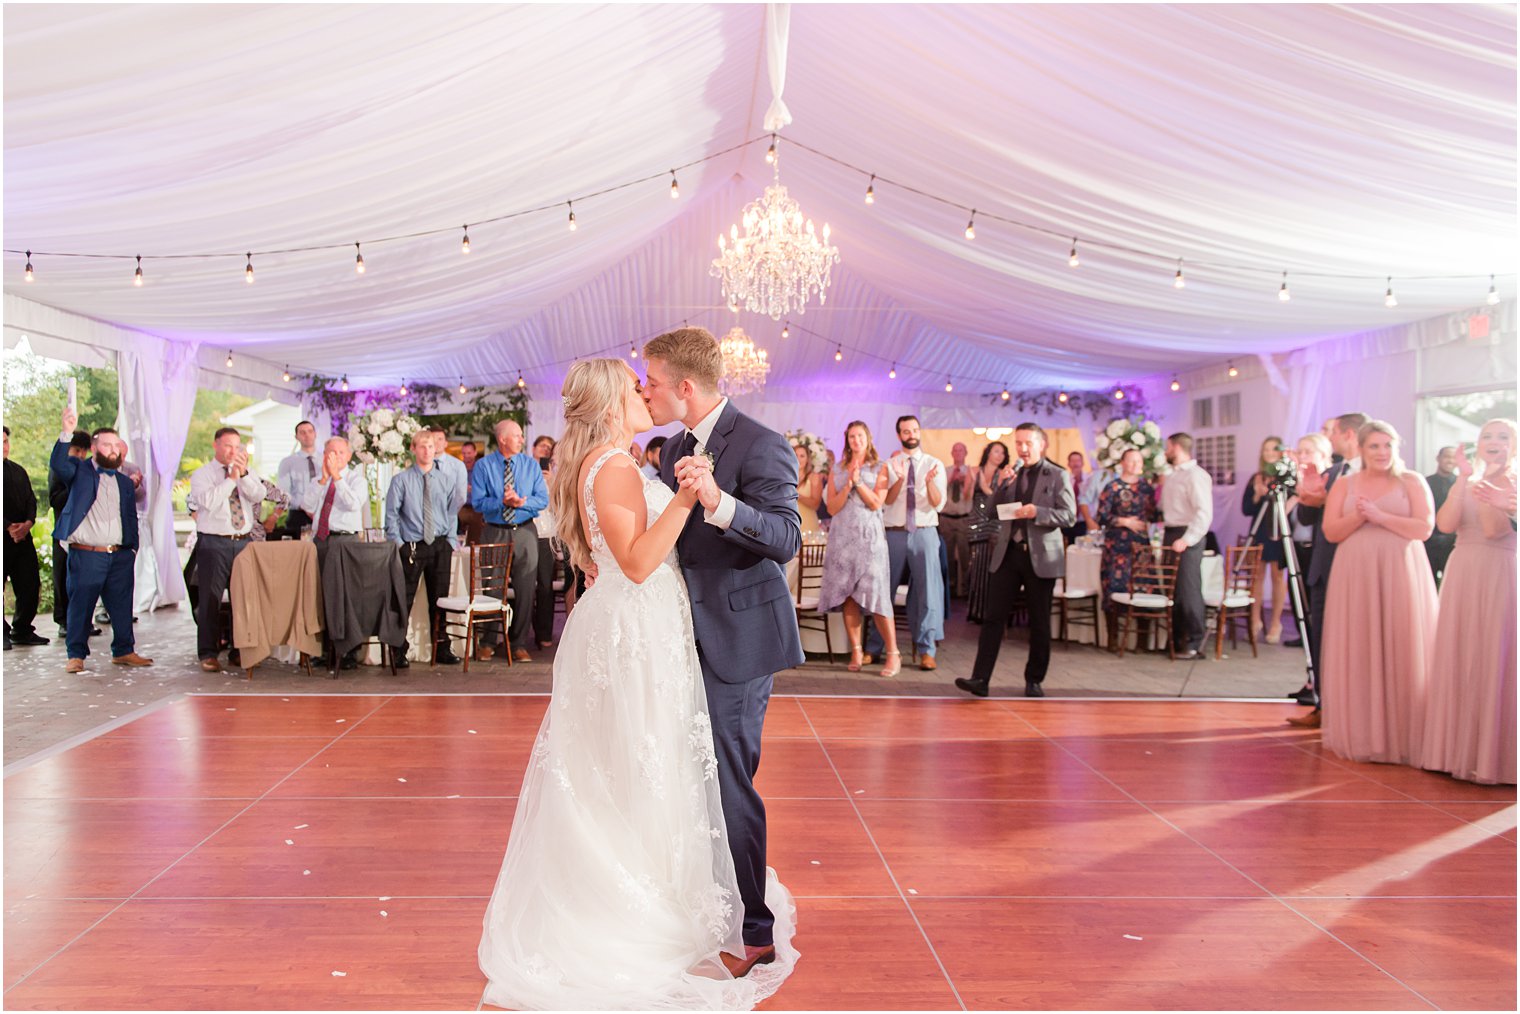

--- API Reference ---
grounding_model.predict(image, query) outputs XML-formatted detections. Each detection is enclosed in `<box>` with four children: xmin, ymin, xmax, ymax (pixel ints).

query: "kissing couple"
<box><xmin>478</xmin><ymin>327</ymin><xmax>803</xmax><ymax>1009</ymax></box>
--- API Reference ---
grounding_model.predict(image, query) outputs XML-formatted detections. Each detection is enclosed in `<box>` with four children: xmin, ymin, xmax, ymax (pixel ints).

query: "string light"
<box><xmin>945</xmin><ymin>379</ymin><xmax>954</xmax><ymax>393</ymax></box>
<box><xmin>1227</xmin><ymin>362</ymin><xmax>1239</xmax><ymax>378</ymax></box>
<box><xmin>133</xmin><ymin>255</ymin><xmax>143</xmax><ymax>287</ymax></box>
<box><xmin>1057</xmin><ymin>391</ymin><xmax>1069</xmax><ymax>404</ymax></box>
<box><xmin>1173</xmin><ymin>258</ymin><xmax>1186</xmax><ymax>289</ymax></box>
<box><xmin>669</xmin><ymin>171</ymin><xmax>679</xmax><ymax>199</ymax></box>
<box><xmin>964</xmin><ymin>211</ymin><xmax>976</xmax><ymax>241</ymax></box>
<box><xmin>1068</xmin><ymin>238</ymin><xmax>1080</xmax><ymax>268</ymax></box>
<box><xmin>834</xmin><ymin>345</ymin><xmax>843</xmax><ymax>362</ymax></box>
<box><xmin>1385</xmin><ymin>276</ymin><xmax>1397</xmax><ymax>308</ymax></box>
<box><xmin>1487</xmin><ymin>274</ymin><xmax>1499</xmax><ymax>306</ymax></box>
<box><xmin>567</xmin><ymin>202</ymin><xmax>577</xmax><ymax>232</ymax></box>
<box><xmin>1170</xmin><ymin>376</ymin><xmax>1181</xmax><ymax>392</ymax></box>
<box><xmin>244</xmin><ymin>253</ymin><xmax>254</xmax><ymax>284</ymax></box>
<box><xmin>354</xmin><ymin>243</ymin><xmax>365</xmax><ymax>275</ymax></box>
<box><xmin>516</xmin><ymin>370</ymin><xmax>526</xmax><ymax>389</ymax></box>
<box><xmin>340</xmin><ymin>376</ymin><xmax>349</xmax><ymax>392</ymax></box>
<box><xmin>1278</xmin><ymin>271</ymin><xmax>1291</xmax><ymax>302</ymax></box>
<box><xmin>1113</xmin><ymin>387</ymin><xmax>1126</xmax><ymax>401</ymax></box>
<box><xmin>23</xmin><ymin>250</ymin><xmax>33</xmax><ymax>282</ymax></box>
<box><xmin>864</xmin><ymin>175</ymin><xmax>875</xmax><ymax>204</ymax></box>
<box><xmin>282</xmin><ymin>365</ymin><xmax>292</xmax><ymax>383</ymax></box>
<box><xmin>398</xmin><ymin>379</ymin><xmax>408</xmax><ymax>396</ymax></box>
<box><xmin>888</xmin><ymin>363</ymin><xmax>897</xmax><ymax>379</ymax></box>
<box><xmin>461</xmin><ymin>226</ymin><xmax>471</xmax><ymax>255</ymax></box>
<box><xmin>225</xmin><ymin>350</ymin><xmax>234</xmax><ymax>368</ymax></box>
<box><xmin>628</xmin><ymin>343</ymin><xmax>639</xmax><ymax>360</ymax></box>
<box><xmin>1000</xmin><ymin>387</ymin><xmax>1011</xmax><ymax>402</ymax></box>
<box><xmin>765</xmin><ymin>135</ymin><xmax>776</xmax><ymax>164</ymax></box>
<box><xmin>458</xmin><ymin>378</ymin><xmax>467</xmax><ymax>395</ymax></box>
<box><xmin>781</xmin><ymin>322</ymin><xmax>790</xmax><ymax>339</ymax></box>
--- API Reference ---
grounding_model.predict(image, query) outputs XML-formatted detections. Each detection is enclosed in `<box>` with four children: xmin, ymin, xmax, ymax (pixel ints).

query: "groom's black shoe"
<box><xmin>954</xmin><ymin>677</ymin><xmax>989</xmax><ymax>698</ymax></box>
<box><xmin>1025</xmin><ymin>681</ymin><xmax>1045</xmax><ymax>698</ymax></box>
<box><xmin>720</xmin><ymin>945</ymin><xmax>776</xmax><ymax>978</ymax></box>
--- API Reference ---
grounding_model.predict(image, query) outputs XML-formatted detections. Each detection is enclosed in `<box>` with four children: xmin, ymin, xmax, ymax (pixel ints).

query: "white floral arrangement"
<box><xmin>785</xmin><ymin>429</ymin><xmax>829</xmax><ymax>473</ymax></box>
<box><xmin>1094</xmin><ymin>417</ymin><xmax>1168</xmax><ymax>476</ymax></box>
<box><xmin>347</xmin><ymin>406</ymin><xmax>425</xmax><ymax>467</ymax></box>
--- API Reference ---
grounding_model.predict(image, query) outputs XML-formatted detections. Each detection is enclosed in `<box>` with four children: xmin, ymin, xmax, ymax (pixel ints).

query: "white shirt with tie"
<box><xmin>189</xmin><ymin>460</ymin><xmax>269</xmax><ymax>536</ymax></box>
<box><xmin>301</xmin><ymin>466</ymin><xmax>369</xmax><ymax>534</ymax></box>
<box><xmin>881</xmin><ymin>449</ymin><xmax>947</xmax><ymax>529</ymax></box>
<box><xmin>682</xmin><ymin>398</ymin><xmax>739</xmax><ymax>531</ymax></box>
<box><xmin>277</xmin><ymin>449</ymin><xmax>321</xmax><ymax>508</ymax></box>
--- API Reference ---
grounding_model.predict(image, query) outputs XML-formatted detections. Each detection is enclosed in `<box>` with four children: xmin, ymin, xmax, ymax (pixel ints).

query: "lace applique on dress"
<box><xmin>688</xmin><ymin>710</ymin><xmax>719</xmax><ymax>782</ymax></box>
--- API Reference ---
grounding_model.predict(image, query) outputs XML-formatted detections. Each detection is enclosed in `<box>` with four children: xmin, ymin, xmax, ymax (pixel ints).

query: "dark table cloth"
<box><xmin>320</xmin><ymin>539</ymin><xmax>409</xmax><ymax>660</ymax></box>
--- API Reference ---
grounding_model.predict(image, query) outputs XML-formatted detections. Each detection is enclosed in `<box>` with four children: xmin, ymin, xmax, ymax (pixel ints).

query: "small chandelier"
<box><xmin>712</xmin><ymin>155</ymin><xmax>840</xmax><ymax>320</ymax></box>
<box><xmin>718</xmin><ymin>326</ymin><xmax>771</xmax><ymax>397</ymax></box>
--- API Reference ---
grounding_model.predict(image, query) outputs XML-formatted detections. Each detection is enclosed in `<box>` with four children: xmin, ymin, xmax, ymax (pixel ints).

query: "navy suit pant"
<box><xmin>65</xmin><ymin>547</ymin><xmax>135</xmax><ymax>660</ymax></box>
<box><xmin>703</xmin><ymin>672</ymin><xmax>776</xmax><ymax>947</ymax></box>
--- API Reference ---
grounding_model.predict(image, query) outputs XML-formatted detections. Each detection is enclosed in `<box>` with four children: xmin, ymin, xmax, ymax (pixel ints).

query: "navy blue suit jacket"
<box><xmin>50</xmin><ymin>440</ymin><xmax>138</xmax><ymax>550</ymax></box>
<box><xmin>1296</xmin><ymin>460</ymin><xmax>1349</xmax><ymax>588</ymax></box>
<box><xmin>662</xmin><ymin>401</ymin><xmax>805</xmax><ymax>684</ymax></box>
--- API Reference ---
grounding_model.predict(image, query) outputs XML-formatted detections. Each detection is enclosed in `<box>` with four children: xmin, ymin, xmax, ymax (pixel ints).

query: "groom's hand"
<box><xmin>675</xmin><ymin>456</ymin><xmax>721</xmax><ymax>513</ymax></box>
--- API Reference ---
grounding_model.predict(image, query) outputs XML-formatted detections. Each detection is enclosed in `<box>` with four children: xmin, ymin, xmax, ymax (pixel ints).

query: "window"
<box><xmin>1218</xmin><ymin>392</ymin><xmax>1241</xmax><ymax>428</ymax></box>
<box><xmin>1195</xmin><ymin>434</ymin><xmax>1236</xmax><ymax>486</ymax></box>
<box><xmin>1191</xmin><ymin>397</ymin><xmax>1213</xmax><ymax>430</ymax></box>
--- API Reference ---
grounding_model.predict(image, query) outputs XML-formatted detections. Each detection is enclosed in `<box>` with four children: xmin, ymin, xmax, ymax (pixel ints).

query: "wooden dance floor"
<box><xmin>4</xmin><ymin>694</ymin><xmax>1514</xmax><ymax>1010</ymax></box>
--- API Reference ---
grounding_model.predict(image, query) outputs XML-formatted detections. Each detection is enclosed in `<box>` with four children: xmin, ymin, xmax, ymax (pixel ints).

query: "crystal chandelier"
<box><xmin>712</xmin><ymin>159</ymin><xmax>840</xmax><ymax>320</ymax></box>
<box><xmin>718</xmin><ymin>326</ymin><xmax>771</xmax><ymax>397</ymax></box>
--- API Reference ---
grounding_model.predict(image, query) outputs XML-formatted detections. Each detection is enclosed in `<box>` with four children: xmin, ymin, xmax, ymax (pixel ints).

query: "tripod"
<box><xmin>1248</xmin><ymin>486</ymin><xmax>1317</xmax><ymax>702</ymax></box>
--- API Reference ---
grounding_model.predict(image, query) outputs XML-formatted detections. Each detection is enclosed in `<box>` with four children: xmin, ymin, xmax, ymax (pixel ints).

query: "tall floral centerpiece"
<box><xmin>346</xmin><ymin>407</ymin><xmax>425</xmax><ymax>528</ymax></box>
<box><xmin>784</xmin><ymin>429</ymin><xmax>829</xmax><ymax>474</ymax></box>
<box><xmin>1095</xmin><ymin>417</ymin><xmax>1168</xmax><ymax>477</ymax></box>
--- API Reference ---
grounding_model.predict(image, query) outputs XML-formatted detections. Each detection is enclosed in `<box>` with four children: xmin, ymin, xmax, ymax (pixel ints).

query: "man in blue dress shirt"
<box><xmin>275</xmin><ymin>419</ymin><xmax>321</xmax><ymax>539</ymax></box>
<box><xmin>469</xmin><ymin>418</ymin><xmax>548</xmax><ymax>662</ymax></box>
<box><xmin>386</xmin><ymin>430</ymin><xmax>463</xmax><ymax>667</ymax></box>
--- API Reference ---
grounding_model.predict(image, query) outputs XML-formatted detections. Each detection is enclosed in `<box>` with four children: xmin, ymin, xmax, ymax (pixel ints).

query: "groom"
<box><xmin>642</xmin><ymin>327</ymin><xmax>804</xmax><ymax>977</ymax></box>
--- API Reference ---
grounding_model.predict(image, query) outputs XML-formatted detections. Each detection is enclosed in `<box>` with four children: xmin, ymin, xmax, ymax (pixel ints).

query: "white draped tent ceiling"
<box><xmin>4</xmin><ymin>3</ymin><xmax>1515</xmax><ymax>396</ymax></box>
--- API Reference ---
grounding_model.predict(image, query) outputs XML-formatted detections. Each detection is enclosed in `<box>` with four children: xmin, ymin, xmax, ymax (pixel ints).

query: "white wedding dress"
<box><xmin>479</xmin><ymin>449</ymin><xmax>798</xmax><ymax>1011</ymax></box>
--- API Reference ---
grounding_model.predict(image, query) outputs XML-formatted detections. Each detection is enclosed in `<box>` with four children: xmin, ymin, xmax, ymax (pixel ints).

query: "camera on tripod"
<box><xmin>1263</xmin><ymin>455</ymin><xmax>1298</xmax><ymax>496</ymax></box>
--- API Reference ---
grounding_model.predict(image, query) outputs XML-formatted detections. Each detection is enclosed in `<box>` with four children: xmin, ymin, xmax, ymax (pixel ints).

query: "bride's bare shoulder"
<box><xmin>579</xmin><ymin>444</ymin><xmax>638</xmax><ymax>488</ymax></box>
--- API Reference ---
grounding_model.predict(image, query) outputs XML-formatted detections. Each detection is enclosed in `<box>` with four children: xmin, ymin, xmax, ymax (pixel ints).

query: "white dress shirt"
<box><xmin>277</xmin><ymin>449</ymin><xmax>321</xmax><ymax>508</ymax></box>
<box><xmin>301</xmin><ymin>466</ymin><xmax>369</xmax><ymax>534</ymax></box>
<box><xmin>685</xmin><ymin>398</ymin><xmax>739</xmax><ymax>530</ymax></box>
<box><xmin>434</xmin><ymin>452</ymin><xmax>470</xmax><ymax>513</ymax></box>
<box><xmin>69</xmin><ymin>466</ymin><xmax>123</xmax><ymax>547</ymax></box>
<box><xmin>1160</xmin><ymin>458</ymin><xmax>1214</xmax><ymax>547</ymax></box>
<box><xmin>881</xmin><ymin>449</ymin><xmax>948</xmax><ymax>529</ymax></box>
<box><xmin>189</xmin><ymin>460</ymin><xmax>268</xmax><ymax>536</ymax></box>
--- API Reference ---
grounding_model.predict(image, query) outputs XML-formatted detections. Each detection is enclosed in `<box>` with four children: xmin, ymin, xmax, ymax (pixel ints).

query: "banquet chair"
<box><xmin>794</xmin><ymin>542</ymin><xmax>835</xmax><ymax>664</ymax></box>
<box><xmin>433</xmin><ymin>541</ymin><xmax>513</xmax><ymax>673</ymax></box>
<box><xmin>1052</xmin><ymin>578</ymin><xmax>1102</xmax><ymax>649</ymax></box>
<box><xmin>1110</xmin><ymin>546</ymin><xmax>1178</xmax><ymax>659</ymax></box>
<box><xmin>1205</xmin><ymin>543</ymin><xmax>1261</xmax><ymax>659</ymax></box>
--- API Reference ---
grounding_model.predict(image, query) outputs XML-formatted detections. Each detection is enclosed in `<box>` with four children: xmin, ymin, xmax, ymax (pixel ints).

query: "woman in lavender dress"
<box><xmin>818</xmin><ymin>421</ymin><xmax>900</xmax><ymax>678</ymax></box>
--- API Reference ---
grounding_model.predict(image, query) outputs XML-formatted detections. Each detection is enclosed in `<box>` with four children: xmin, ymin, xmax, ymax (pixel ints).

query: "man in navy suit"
<box><xmin>642</xmin><ymin>327</ymin><xmax>804</xmax><ymax>979</ymax></box>
<box><xmin>51</xmin><ymin>407</ymin><xmax>153</xmax><ymax>672</ymax></box>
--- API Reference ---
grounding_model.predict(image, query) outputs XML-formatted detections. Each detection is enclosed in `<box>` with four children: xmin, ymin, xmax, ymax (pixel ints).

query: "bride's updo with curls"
<box><xmin>550</xmin><ymin>358</ymin><xmax>634</xmax><ymax>572</ymax></box>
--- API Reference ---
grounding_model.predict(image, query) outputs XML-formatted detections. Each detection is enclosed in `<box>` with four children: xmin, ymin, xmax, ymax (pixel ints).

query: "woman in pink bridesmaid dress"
<box><xmin>1320</xmin><ymin>421</ymin><xmax>1438</xmax><ymax>765</ymax></box>
<box><xmin>1421</xmin><ymin>419</ymin><xmax>1518</xmax><ymax>784</ymax></box>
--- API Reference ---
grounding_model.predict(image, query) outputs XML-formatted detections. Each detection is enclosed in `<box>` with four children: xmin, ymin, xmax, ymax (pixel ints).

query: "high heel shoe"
<box><xmin>879</xmin><ymin>650</ymin><xmax>902</xmax><ymax>679</ymax></box>
<box><xmin>847</xmin><ymin>644</ymin><xmax>863</xmax><ymax>673</ymax></box>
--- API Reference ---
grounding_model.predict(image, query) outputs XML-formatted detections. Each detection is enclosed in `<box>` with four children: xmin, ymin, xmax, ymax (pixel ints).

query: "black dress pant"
<box><xmin>1307</xmin><ymin>577</ymin><xmax>1327</xmax><ymax>697</ymax></box>
<box><xmin>482</xmin><ymin>523</ymin><xmax>537</xmax><ymax>649</ymax></box>
<box><xmin>532</xmin><ymin>536</ymin><xmax>559</xmax><ymax>645</ymax></box>
<box><xmin>4</xmin><ymin>532</ymin><xmax>41</xmax><ymax>637</ymax></box>
<box><xmin>971</xmin><ymin>540</ymin><xmax>1055</xmax><ymax>685</ymax></box>
<box><xmin>1165</xmin><ymin>527</ymin><xmax>1206</xmax><ymax>653</ymax></box>
<box><xmin>195</xmin><ymin>534</ymin><xmax>249</xmax><ymax>659</ymax></box>
<box><xmin>398</xmin><ymin>539</ymin><xmax>452</xmax><ymax>658</ymax></box>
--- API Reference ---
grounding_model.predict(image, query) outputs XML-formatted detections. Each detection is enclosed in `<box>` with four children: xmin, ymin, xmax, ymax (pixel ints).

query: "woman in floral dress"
<box><xmin>1097</xmin><ymin>447</ymin><xmax>1157</xmax><ymax>651</ymax></box>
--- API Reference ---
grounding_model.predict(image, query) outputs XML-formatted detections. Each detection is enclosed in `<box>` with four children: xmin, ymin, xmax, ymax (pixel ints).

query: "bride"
<box><xmin>478</xmin><ymin>359</ymin><xmax>797</xmax><ymax>1010</ymax></box>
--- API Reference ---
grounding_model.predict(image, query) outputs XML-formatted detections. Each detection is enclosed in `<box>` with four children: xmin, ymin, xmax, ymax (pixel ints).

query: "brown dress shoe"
<box><xmin>111</xmin><ymin>652</ymin><xmax>154</xmax><ymax>667</ymax></box>
<box><xmin>65</xmin><ymin>658</ymin><xmax>85</xmax><ymax>673</ymax></box>
<box><xmin>1286</xmin><ymin>708</ymin><xmax>1321</xmax><ymax>728</ymax></box>
<box><xmin>512</xmin><ymin>647</ymin><xmax>533</xmax><ymax>663</ymax></box>
<box><xmin>919</xmin><ymin>655</ymin><xmax>937</xmax><ymax>671</ymax></box>
<box><xmin>475</xmin><ymin>645</ymin><xmax>494</xmax><ymax>662</ymax></box>
<box><xmin>200</xmin><ymin>657</ymin><xmax>223</xmax><ymax>672</ymax></box>
<box><xmin>719</xmin><ymin>944</ymin><xmax>776</xmax><ymax>978</ymax></box>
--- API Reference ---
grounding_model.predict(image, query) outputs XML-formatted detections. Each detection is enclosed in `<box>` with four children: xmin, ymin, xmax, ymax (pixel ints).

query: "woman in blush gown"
<box><xmin>478</xmin><ymin>359</ymin><xmax>797</xmax><ymax>1011</ymax></box>
<box><xmin>1320</xmin><ymin>420</ymin><xmax>1438</xmax><ymax>766</ymax></box>
<box><xmin>1421</xmin><ymin>419</ymin><xmax>1518</xmax><ymax>784</ymax></box>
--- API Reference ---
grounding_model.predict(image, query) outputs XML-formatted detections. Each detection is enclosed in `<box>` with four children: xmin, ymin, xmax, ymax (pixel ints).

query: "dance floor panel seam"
<box><xmin>4</xmin><ymin>693</ymin><xmax>1512</xmax><ymax>1011</ymax></box>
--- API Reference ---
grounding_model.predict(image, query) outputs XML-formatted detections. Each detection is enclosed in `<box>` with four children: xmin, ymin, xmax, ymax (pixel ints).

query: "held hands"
<box><xmin>1355</xmin><ymin>494</ymin><xmax>1385</xmax><ymax>525</ymax></box>
<box><xmin>7</xmin><ymin>521</ymin><xmax>33</xmax><ymax>543</ymax></box>
<box><xmin>674</xmin><ymin>455</ymin><xmax>720</xmax><ymax>512</ymax></box>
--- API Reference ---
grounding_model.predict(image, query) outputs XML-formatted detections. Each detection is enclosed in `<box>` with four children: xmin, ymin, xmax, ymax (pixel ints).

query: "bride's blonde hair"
<box><xmin>551</xmin><ymin>359</ymin><xmax>634</xmax><ymax>572</ymax></box>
